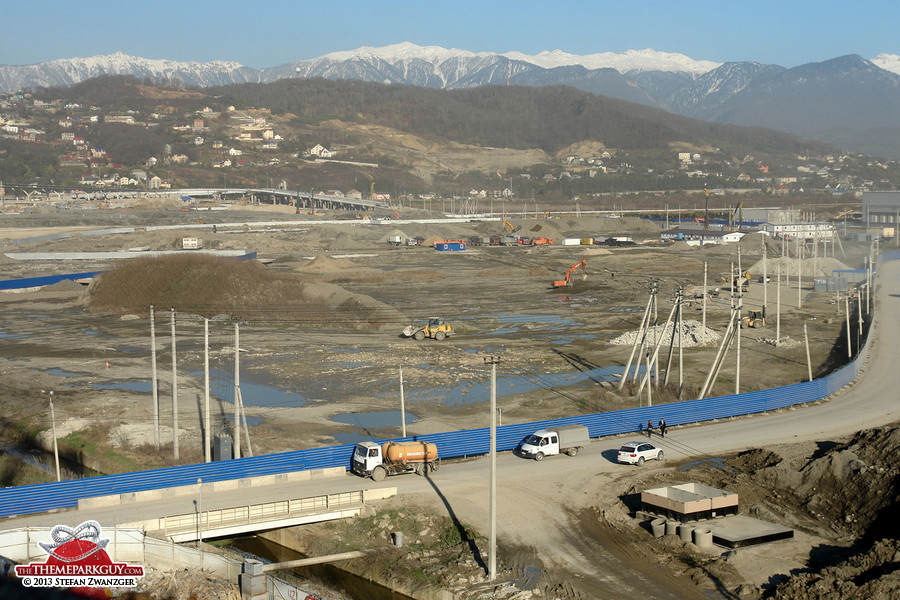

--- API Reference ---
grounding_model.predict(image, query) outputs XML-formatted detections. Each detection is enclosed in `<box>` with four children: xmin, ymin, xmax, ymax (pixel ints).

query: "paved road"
<box><xmin>4</xmin><ymin>260</ymin><xmax>897</xmax><ymax>598</ymax></box>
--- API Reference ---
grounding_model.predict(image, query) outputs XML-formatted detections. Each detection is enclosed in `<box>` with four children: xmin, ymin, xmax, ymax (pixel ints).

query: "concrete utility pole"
<box><xmin>736</xmin><ymin>279</ymin><xmax>742</xmax><ymax>395</ymax></box>
<box><xmin>797</xmin><ymin>240</ymin><xmax>803</xmax><ymax>309</ymax></box>
<box><xmin>399</xmin><ymin>367</ymin><xmax>407</xmax><ymax>438</ymax></box>
<box><xmin>845</xmin><ymin>295</ymin><xmax>852</xmax><ymax>359</ymax></box>
<box><xmin>804</xmin><ymin>322</ymin><xmax>813</xmax><ymax>382</ymax></box>
<box><xmin>45</xmin><ymin>390</ymin><xmax>60</xmax><ymax>482</ymax></box>
<box><xmin>702</xmin><ymin>262</ymin><xmax>708</xmax><ymax>331</ymax></box>
<box><xmin>204</xmin><ymin>319</ymin><xmax>211</xmax><ymax>463</ymax></box>
<box><xmin>197</xmin><ymin>477</ymin><xmax>203</xmax><ymax>546</ymax></box>
<box><xmin>234</xmin><ymin>322</ymin><xmax>241</xmax><ymax>459</ymax></box>
<box><xmin>150</xmin><ymin>305</ymin><xmax>159</xmax><ymax>448</ymax></box>
<box><xmin>171</xmin><ymin>308</ymin><xmax>179</xmax><ymax>461</ymax></box>
<box><xmin>776</xmin><ymin>265</ymin><xmax>782</xmax><ymax>344</ymax></box>
<box><xmin>762</xmin><ymin>237</ymin><xmax>767</xmax><ymax>312</ymax></box>
<box><xmin>484</xmin><ymin>355</ymin><xmax>501</xmax><ymax>582</ymax></box>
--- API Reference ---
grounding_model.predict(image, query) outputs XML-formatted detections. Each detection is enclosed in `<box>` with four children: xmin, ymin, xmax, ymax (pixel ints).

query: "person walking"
<box><xmin>647</xmin><ymin>418</ymin><xmax>653</xmax><ymax>438</ymax></box>
<box><xmin>659</xmin><ymin>418</ymin><xmax>667</xmax><ymax>438</ymax></box>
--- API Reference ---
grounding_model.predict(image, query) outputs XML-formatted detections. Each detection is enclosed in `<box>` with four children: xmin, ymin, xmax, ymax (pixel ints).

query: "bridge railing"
<box><xmin>0</xmin><ymin>255</ymin><xmax>890</xmax><ymax>519</ymax></box>
<box><xmin>157</xmin><ymin>490</ymin><xmax>365</xmax><ymax>537</ymax></box>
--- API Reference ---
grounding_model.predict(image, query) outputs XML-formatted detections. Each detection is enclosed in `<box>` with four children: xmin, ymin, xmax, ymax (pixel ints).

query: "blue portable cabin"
<box><xmin>434</xmin><ymin>240</ymin><xmax>467</xmax><ymax>252</ymax></box>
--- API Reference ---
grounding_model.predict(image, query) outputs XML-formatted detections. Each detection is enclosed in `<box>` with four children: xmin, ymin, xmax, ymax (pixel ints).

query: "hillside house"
<box><xmin>308</xmin><ymin>144</ymin><xmax>332</xmax><ymax>158</ymax></box>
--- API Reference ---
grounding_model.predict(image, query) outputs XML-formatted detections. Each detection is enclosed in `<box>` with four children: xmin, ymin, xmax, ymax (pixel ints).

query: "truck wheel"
<box><xmin>535</xmin><ymin>452</ymin><xmax>544</xmax><ymax>462</ymax></box>
<box><xmin>435</xmin><ymin>331</ymin><xmax>446</xmax><ymax>341</ymax></box>
<box><xmin>567</xmin><ymin>447</ymin><xmax>579</xmax><ymax>457</ymax></box>
<box><xmin>371</xmin><ymin>466</ymin><xmax>387</xmax><ymax>482</ymax></box>
<box><xmin>637</xmin><ymin>456</ymin><xmax>645</xmax><ymax>467</ymax></box>
<box><xmin>415</xmin><ymin>463</ymin><xmax>425</xmax><ymax>476</ymax></box>
<box><xmin>413</xmin><ymin>330</ymin><xmax>425</xmax><ymax>341</ymax></box>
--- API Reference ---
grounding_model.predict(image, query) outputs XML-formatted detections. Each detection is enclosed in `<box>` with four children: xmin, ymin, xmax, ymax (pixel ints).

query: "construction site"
<box><xmin>0</xmin><ymin>197</ymin><xmax>895</xmax><ymax>600</ymax></box>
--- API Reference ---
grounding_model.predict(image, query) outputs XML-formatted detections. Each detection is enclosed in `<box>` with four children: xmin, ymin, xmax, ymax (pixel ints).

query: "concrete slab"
<box><xmin>705</xmin><ymin>515</ymin><xmax>794</xmax><ymax>548</ymax></box>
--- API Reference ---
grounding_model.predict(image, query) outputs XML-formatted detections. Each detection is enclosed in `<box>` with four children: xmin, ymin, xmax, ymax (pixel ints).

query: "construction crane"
<box><xmin>552</xmin><ymin>259</ymin><xmax>587</xmax><ymax>288</ymax></box>
<box><xmin>832</xmin><ymin>209</ymin><xmax>854</xmax><ymax>220</ymax></box>
<box><xmin>727</xmin><ymin>202</ymin><xmax>744</xmax><ymax>232</ymax></box>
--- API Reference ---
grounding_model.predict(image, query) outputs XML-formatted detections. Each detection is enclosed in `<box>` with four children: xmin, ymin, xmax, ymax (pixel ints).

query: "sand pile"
<box><xmin>609</xmin><ymin>319</ymin><xmax>720</xmax><ymax>348</ymax></box>
<box><xmin>294</xmin><ymin>255</ymin><xmax>364</xmax><ymax>273</ymax></box>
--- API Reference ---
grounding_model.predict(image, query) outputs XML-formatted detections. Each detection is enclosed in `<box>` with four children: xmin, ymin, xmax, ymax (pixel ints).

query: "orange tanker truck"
<box><xmin>351</xmin><ymin>440</ymin><xmax>439</xmax><ymax>481</ymax></box>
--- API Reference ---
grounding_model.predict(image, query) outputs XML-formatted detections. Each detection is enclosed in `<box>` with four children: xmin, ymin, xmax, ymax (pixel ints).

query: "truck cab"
<box><xmin>518</xmin><ymin>429</ymin><xmax>560</xmax><ymax>460</ymax></box>
<box><xmin>351</xmin><ymin>441</ymin><xmax>383</xmax><ymax>478</ymax></box>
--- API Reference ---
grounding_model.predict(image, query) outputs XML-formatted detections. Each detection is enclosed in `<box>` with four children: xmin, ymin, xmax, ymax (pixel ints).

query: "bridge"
<box><xmin>1</xmin><ymin>183</ymin><xmax>393</xmax><ymax>213</ymax></box>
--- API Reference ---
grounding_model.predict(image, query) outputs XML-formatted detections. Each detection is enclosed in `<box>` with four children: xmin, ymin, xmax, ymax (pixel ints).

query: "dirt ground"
<box><xmin>0</xmin><ymin>199</ymin><xmax>889</xmax><ymax>599</ymax></box>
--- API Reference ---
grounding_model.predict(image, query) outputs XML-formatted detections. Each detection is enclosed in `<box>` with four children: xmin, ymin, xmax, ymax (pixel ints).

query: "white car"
<box><xmin>617</xmin><ymin>441</ymin><xmax>664</xmax><ymax>466</ymax></box>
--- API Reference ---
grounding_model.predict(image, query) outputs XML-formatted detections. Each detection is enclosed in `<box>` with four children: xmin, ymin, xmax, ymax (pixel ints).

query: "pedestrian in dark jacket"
<box><xmin>659</xmin><ymin>418</ymin><xmax>667</xmax><ymax>438</ymax></box>
<box><xmin>647</xmin><ymin>419</ymin><xmax>653</xmax><ymax>438</ymax></box>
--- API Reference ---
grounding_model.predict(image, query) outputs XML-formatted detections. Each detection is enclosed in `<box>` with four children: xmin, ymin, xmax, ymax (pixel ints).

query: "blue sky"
<box><xmin>3</xmin><ymin>1</ymin><xmax>898</xmax><ymax>68</ymax></box>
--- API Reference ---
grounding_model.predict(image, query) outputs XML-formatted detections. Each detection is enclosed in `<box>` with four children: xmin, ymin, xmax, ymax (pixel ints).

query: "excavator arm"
<box><xmin>552</xmin><ymin>259</ymin><xmax>586</xmax><ymax>288</ymax></box>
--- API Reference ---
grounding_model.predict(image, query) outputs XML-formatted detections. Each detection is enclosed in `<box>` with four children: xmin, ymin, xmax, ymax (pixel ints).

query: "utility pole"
<box><xmin>484</xmin><ymin>355</ymin><xmax>501</xmax><ymax>582</ymax></box>
<box><xmin>171</xmin><ymin>308</ymin><xmax>179</xmax><ymax>461</ymax></box>
<box><xmin>150</xmin><ymin>305</ymin><xmax>159</xmax><ymax>448</ymax></box>
<box><xmin>762</xmin><ymin>236</ymin><xmax>768</xmax><ymax>313</ymax></box>
<box><xmin>45</xmin><ymin>390</ymin><xmax>60</xmax><ymax>482</ymax></box>
<box><xmin>776</xmin><ymin>265</ymin><xmax>782</xmax><ymax>344</ymax></box>
<box><xmin>399</xmin><ymin>367</ymin><xmax>407</xmax><ymax>438</ymax></box>
<box><xmin>797</xmin><ymin>240</ymin><xmax>803</xmax><ymax>309</ymax></box>
<box><xmin>204</xmin><ymin>318</ymin><xmax>211</xmax><ymax>463</ymax></box>
<box><xmin>197</xmin><ymin>477</ymin><xmax>203</xmax><ymax>546</ymax></box>
<box><xmin>702</xmin><ymin>262</ymin><xmax>708</xmax><ymax>331</ymax></box>
<box><xmin>735</xmin><ymin>276</ymin><xmax>742</xmax><ymax>395</ymax></box>
<box><xmin>804</xmin><ymin>322</ymin><xmax>813</xmax><ymax>382</ymax></box>
<box><xmin>234</xmin><ymin>322</ymin><xmax>241</xmax><ymax>459</ymax></box>
<box><xmin>845</xmin><ymin>295</ymin><xmax>852</xmax><ymax>359</ymax></box>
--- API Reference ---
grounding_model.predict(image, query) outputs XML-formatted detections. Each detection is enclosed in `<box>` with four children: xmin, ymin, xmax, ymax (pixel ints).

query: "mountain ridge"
<box><xmin>4</xmin><ymin>44</ymin><xmax>900</xmax><ymax>157</ymax></box>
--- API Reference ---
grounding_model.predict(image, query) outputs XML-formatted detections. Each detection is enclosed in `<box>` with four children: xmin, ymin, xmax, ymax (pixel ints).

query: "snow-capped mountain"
<box><xmin>3</xmin><ymin>43</ymin><xmax>900</xmax><ymax>156</ymax></box>
<box><xmin>0</xmin><ymin>51</ymin><xmax>260</xmax><ymax>94</ymax></box>
<box><xmin>871</xmin><ymin>53</ymin><xmax>900</xmax><ymax>75</ymax></box>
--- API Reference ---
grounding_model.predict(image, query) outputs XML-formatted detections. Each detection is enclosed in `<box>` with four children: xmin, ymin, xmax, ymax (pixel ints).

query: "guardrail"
<box><xmin>0</xmin><ymin>254</ymin><xmax>889</xmax><ymax>519</ymax></box>
<box><xmin>159</xmin><ymin>490</ymin><xmax>364</xmax><ymax>538</ymax></box>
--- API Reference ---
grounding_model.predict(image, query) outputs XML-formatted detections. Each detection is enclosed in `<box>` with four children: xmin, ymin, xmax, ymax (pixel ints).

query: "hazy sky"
<box><xmin>4</xmin><ymin>0</ymin><xmax>897</xmax><ymax>68</ymax></box>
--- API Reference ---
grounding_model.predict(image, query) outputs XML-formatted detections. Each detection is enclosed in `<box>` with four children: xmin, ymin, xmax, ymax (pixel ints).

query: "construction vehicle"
<box><xmin>402</xmin><ymin>317</ymin><xmax>453</xmax><ymax>341</ymax></box>
<box><xmin>552</xmin><ymin>259</ymin><xmax>587</xmax><ymax>288</ymax></box>
<box><xmin>532</xmin><ymin>237</ymin><xmax>553</xmax><ymax>245</ymax></box>
<box><xmin>502</xmin><ymin>219</ymin><xmax>515</xmax><ymax>234</ymax></box>
<box><xmin>740</xmin><ymin>307</ymin><xmax>766</xmax><ymax>328</ymax></box>
<box><xmin>351</xmin><ymin>440</ymin><xmax>439</xmax><ymax>481</ymax></box>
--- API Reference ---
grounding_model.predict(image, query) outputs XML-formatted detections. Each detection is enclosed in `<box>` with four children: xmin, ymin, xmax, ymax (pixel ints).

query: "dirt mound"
<box><xmin>87</xmin><ymin>254</ymin><xmax>404</xmax><ymax>329</ymax></box>
<box><xmin>771</xmin><ymin>538</ymin><xmax>900</xmax><ymax>599</ymax></box>
<box><xmin>294</xmin><ymin>254</ymin><xmax>364</xmax><ymax>273</ymax></box>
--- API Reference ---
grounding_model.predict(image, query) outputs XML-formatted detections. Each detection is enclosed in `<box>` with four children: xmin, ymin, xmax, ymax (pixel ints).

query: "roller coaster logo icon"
<box><xmin>15</xmin><ymin>520</ymin><xmax>144</xmax><ymax>595</ymax></box>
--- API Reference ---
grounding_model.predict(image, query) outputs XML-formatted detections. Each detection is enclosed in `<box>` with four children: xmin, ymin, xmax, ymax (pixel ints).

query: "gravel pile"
<box><xmin>609</xmin><ymin>319</ymin><xmax>720</xmax><ymax>348</ymax></box>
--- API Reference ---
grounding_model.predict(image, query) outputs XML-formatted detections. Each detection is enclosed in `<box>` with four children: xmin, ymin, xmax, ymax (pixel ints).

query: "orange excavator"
<box><xmin>552</xmin><ymin>259</ymin><xmax>586</xmax><ymax>288</ymax></box>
